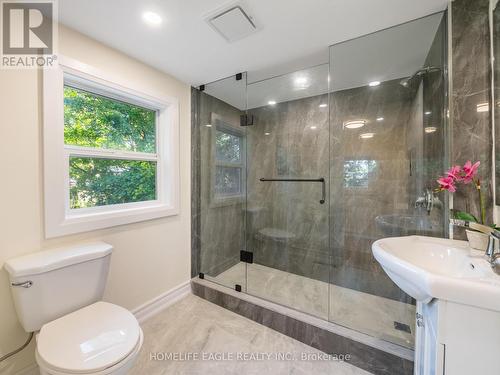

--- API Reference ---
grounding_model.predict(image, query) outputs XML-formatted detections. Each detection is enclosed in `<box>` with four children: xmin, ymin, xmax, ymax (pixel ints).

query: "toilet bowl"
<box><xmin>3</xmin><ymin>242</ymin><xmax>143</xmax><ymax>375</ymax></box>
<box><xmin>35</xmin><ymin>302</ymin><xmax>143</xmax><ymax>375</ymax></box>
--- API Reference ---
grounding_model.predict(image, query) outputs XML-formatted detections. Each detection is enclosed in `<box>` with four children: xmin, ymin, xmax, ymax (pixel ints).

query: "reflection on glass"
<box><xmin>343</xmin><ymin>160</ymin><xmax>377</xmax><ymax>188</ymax></box>
<box><xmin>215</xmin><ymin>166</ymin><xmax>242</xmax><ymax>197</ymax></box>
<box><xmin>330</xmin><ymin>11</ymin><xmax>447</xmax><ymax>349</ymax></box>
<box><xmin>216</xmin><ymin>130</ymin><xmax>242</xmax><ymax>163</ymax></box>
<box><xmin>196</xmin><ymin>73</ymin><xmax>247</xmax><ymax>292</ymax></box>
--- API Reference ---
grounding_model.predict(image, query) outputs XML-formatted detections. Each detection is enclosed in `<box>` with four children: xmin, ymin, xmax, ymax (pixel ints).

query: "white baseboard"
<box><xmin>15</xmin><ymin>363</ymin><xmax>38</xmax><ymax>375</ymax></box>
<box><xmin>132</xmin><ymin>281</ymin><xmax>191</xmax><ymax>323</ymax></box>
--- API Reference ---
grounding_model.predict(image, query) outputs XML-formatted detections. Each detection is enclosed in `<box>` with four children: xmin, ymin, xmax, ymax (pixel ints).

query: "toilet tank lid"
<box><xmin>4</xmin><ymin>242</ymin><xmax>113</xmax><ymax>278</ymax></box>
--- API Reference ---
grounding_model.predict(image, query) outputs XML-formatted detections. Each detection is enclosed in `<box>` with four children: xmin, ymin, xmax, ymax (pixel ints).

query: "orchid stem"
<box><xmin>477</xmin><ymin>180</ymin><xmax>485</xmax><ymax>225</ymax></box>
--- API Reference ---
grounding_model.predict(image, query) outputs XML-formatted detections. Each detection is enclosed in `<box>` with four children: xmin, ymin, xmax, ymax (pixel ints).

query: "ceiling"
<box><xmin>58</xmin><ymin>0</ymin><xmax>448</xmax><ymax>87</ymax></box>
<box><xmin>204</xmin><ymin>12</ymin><xmax>444</xmax><ymax>109</ymax></box>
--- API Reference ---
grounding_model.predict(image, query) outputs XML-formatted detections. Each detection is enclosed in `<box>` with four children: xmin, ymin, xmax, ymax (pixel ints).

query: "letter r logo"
<box><xmin>2</xmin><ymin>1</ymin><xmax>53</xmax><ymax>54</ymax></box>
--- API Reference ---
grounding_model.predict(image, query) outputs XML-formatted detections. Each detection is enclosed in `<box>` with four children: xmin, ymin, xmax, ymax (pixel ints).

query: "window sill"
<box><xmin>46</xmin><ymin>201</ymin><xmax>179</xmax><ymax>238</ymax></box>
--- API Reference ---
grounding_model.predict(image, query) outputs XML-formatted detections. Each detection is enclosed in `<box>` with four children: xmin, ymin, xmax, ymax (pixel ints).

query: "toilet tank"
<box><xmin>4</xmin><ymin>242</ymin><xmax>112</xmax><ymax>332</ymax></box>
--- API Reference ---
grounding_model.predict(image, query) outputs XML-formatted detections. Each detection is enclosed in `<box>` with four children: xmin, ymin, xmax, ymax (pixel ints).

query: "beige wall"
<box><xmin>0</xmin><ymin>26</ymin><xmax>191</xmax><ymax>374</ymax></box>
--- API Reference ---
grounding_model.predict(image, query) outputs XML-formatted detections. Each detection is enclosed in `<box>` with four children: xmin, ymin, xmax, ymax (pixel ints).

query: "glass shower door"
<box><xmin>328</xmin><ymin>12</ymin><xmax>448</xmax><ymax>349</ymax></box>
<box><xmin>245</xmin><ymin>65</ymin><xmax>331</xmax><ymax>319</ymax></box>
<box><xmin>197</xmin><ymin>73</ymin><xmax>248</xmax><ymax>291</ymax></box>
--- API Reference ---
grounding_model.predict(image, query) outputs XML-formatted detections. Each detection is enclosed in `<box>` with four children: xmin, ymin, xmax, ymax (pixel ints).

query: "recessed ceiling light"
<box><xmin>319</xmin><ymin>103</ymin><xmax>328</xmax><ymax>108</ymax></box>
<box><xmin>264</xmin><ymin>132</ymin><xmax>271</xmax><ymax>136</ymax></box>
<box><xmin>294</xmin><ymin>76</ymin><xmax>309</xmax><ymax>90</ymax></box>
<box><xmin>425</xmin><ymin>111</ymin><xmax>432</xmax><ymax>115</ymax></box>
<box><xmin>359</xmin><ymin>133</ymin><xmax>374</xmax><ymax>139</ymax></box>
<box><xmin>268</xmin><ymin>100</ymin><xmax>277</xmax><ymax>106</ymax></box>
<box><xmin>142</xmin><ymin>11</ymin><xmax>163</xmax><ymax>26</ymax></box>
<box><xmin>295</xmin><ymin>77</ymin><xmax>308</xmax><ymax>85</ymax></box>
<box><xmin>310</xmin><ymin>126</ymin><xmax>317</xmax><ymax>130</ymax></box>
<box><xmin>369</xmin><ymin>81</ymin><xmax>381</xmax><ymax>87</ymax></box>
<box><xmin>425</xmin><ymin>127</ymin><xmax>437</xmax><ymax>133</ymax></box>
<box><xmin>477</xmin><ymin>102</ymin><xmax>489</xmax><ymax>112</ymax></box>
<box><xmin>205</xmin><ymin>124</ymin><xmax>212</xmax><ymax>127</ymax></box>
<box><xmin>343</xmin><ymin>120</ymin><xmax>366</xmax><ymax>129</ymax></box>
<box><xmin>376</xmin><ymin>117</ymin><xmax>384</xmax><ymax>122</ymax></box>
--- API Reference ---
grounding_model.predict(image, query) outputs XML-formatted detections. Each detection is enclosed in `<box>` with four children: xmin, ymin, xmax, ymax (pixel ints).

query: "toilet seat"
<box><xmin>36</xmin><ymin>302</ymin><xmax>143</xmax><ymax>375</ymax></box>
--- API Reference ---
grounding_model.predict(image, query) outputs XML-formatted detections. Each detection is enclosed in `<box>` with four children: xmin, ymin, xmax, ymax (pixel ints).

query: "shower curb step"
<box><xmin>191</xmin><ymin>278</ymin><xmax>414</xmax><ymax>375</ymax></box>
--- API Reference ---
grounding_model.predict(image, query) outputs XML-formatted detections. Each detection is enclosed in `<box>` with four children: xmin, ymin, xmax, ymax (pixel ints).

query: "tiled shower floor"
<box><xmin>213</xmin><ymin>262</ymin><xmax>415</xmax><ymax>349</ymax></box>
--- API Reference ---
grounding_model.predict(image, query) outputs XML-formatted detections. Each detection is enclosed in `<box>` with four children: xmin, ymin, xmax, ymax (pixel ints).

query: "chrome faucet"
<box><xmin>450</xmin><ymin>219</ymin><xmax>500</xmax><ymax>270</ymax></box>
<box><xmin>415</xmin><ymin>189</ymin><xmax>442</xmax><ymax>214</ymax></box>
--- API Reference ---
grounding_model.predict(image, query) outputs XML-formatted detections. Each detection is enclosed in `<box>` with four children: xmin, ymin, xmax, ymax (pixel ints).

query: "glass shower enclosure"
<box><xmin>193</xmin><ymin>12</ymin><xmax>448</xmax><ymax>350</ymax></box>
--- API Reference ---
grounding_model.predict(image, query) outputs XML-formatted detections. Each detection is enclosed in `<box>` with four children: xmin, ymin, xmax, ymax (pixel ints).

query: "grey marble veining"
<box><xmin>193</xmin><ymin>85</ymin><xmax>246</xmax><ymax>280</ymax></box>
<box><xmin>131</xmin><ymin>293</ymin><xmax>372</xmax><ymax>375</ymax></box>
<box><xmin>245</xmin><ymin>93</ymin><xmax>330</xmax><ymax>284</ymax></box>
<box><xmin>192</xmin><ymin>281</ymin><xmax>414</xmax><ymax>375</ymax></box>
<box><xmin>329</xmin><ymin>79</ymin><xmax>416</xmax><ymax>304</ymax></box>
<box><xmin>494</xmin><ymin>3</ymin><xmax>500</xmax><ymax>207</ymax></box>
<box><xmin>191</xmin><ymin>12</ymin><xmax>450</xmax><ymax>354</ymax></box>
<box><xmin>215</xmin><ymin>262</ymin><xmax>415</xmax><ymax>349</ymax></box>
<box><xmin>451</xmin><ymin>0</ymin><xmax>493</xmax><ymax>227</ymax></box>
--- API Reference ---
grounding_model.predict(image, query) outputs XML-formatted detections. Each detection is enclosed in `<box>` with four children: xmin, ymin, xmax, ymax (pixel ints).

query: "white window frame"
<box><xmin>43</xmin><ymin>56</ymin><xmax>180</xmax><ymax>238</ymax></box>
<box><xmin>209</xmin><ymin>112</ymin><xmax>246</xmax><ymax>207</ymax></box>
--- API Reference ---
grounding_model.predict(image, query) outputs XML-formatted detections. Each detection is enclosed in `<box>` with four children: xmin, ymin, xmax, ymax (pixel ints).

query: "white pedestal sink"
<box><xmin>372</xmin><ymin>236</ymin><xmax>500</xmax><ymax>375</ymax></box>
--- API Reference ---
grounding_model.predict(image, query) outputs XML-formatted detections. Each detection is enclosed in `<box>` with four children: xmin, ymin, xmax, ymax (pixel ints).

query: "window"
<box><xmin>43</xmin><ymin>57</ymin><xmax>179</xmax><ymax>237</ymax></box>
<box><xmin>210</xmin><ymin>113</ymin><xmax>245</xmax><ymax>204</ymax></box>
<box><xmin>65</xmin><ymin>86</ymin><xmax>158</xmax><ymax>209</ymax></box>
<box><xmin>343</xmin><ymin>159</ymin><xmax>377</xmax><ymax>188</ymax></box>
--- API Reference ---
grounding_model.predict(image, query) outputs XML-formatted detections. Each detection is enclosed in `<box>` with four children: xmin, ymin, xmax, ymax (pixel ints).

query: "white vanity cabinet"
<box><xmin>372</xmin><ymin>236</ymin><xmax>500</xmax><ymax>374</ymax></box>
<box><xmin>414</xmin><ymin>299</ymin><xmax>500</xmax><ymax>375</ymax></box>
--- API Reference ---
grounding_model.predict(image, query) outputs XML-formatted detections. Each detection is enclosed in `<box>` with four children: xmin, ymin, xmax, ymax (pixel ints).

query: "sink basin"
<box><xmin>372</xmin><ymin>236</ymin><xmax>500</xmax><ymax>311</ymax></box>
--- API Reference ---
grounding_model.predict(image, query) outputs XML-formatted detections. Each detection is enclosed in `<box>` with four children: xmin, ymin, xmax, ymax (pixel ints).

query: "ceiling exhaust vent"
<box><xmin>207</xmin><ymin>5</ymin><xmax>257</xmax><ymax>43</ymax></box>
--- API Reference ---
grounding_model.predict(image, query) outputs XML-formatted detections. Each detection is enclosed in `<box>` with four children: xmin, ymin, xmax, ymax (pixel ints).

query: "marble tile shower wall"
<box><xmin>329</xmin><ymin>80</ymin><xmax>416</xmax><ymax>303</ymax></box>
<box><xmin>451</xmin><ymin>0</ymin><xmax>493</xmax><ymax>226</ymax></box>
<box><xmin>193</xmin><ymin>82</ymin><xmax>444</xmax><ymax>305</ymax></box>
<box><xmin>245</xmin><ymin>79</ymin><xmax>443</xmax><ymax>303</ymax></box>
<box><xmin>241</xmin><ymin>20</ymin><xmax>448</xmax><ymax>304</ymax></box>
<box><xmin>197</xmin><ymin>91</ymin><xmax>246</xmax><ymax>276</ymax></box>
<box><xmin>246</xmin><ymin>95</ymin><xmax>330</xmax><ymax>283</ymax></box>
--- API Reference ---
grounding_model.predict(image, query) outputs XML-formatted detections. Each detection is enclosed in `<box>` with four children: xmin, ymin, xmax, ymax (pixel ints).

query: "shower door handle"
<box><xmin>259</xmin><ymin>177</ymin><xmax>326</xmax><ymax>204</ymax></box>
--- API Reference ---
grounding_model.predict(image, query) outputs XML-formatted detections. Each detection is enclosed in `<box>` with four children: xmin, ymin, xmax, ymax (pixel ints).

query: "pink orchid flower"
<box><xmin>437</xmin><ymin>176</ymin><xmax>456</xmax><ymax>192</ymax></box>
<box><xmin>462</xmin><ymin>160</ymin><xmax>480</xmax><ymax>184</ymax></box>
<box><xmin>446</xmin><ymin>165</ymin><xmax>462</xmax><ymax>180</ymax></box>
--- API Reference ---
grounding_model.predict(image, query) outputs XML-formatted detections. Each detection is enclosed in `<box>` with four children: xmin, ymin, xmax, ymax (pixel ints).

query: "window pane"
<box><xmin>215</xmin><ymin>166</ymin><xmax>242</xmax><ymax>196</ymax></box>
<box><xmin>64</xmin><ymin>86</ymin><xmax>156</xmax><ymax>153</ymax></box>
<box><xmin>344</xmin><ymin>160</ymin><xmax>377</xmax><ymax>188</ymax></box>
<box><xmin>216</xmin><ymin>130</ymin><xmax>242</xmax><ymax>163</ymax></box>
<box><xmin>69</xmin><ymin>157</ymin><xmax>157</xmax><ymax>209</ymax></box>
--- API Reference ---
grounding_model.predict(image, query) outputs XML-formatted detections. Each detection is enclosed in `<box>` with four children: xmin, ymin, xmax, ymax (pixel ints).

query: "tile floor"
<box><xmin>130</xmin><ymin>294</ymin><xmax>371</xmax><ymax>375</ymax></box>
<box><xmin>212</xmin><ymin>262</ymin><xmax>415</xmax><ymax>349</ymax></box>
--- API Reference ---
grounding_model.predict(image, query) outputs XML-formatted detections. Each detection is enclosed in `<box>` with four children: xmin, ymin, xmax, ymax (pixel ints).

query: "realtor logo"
<box><xmin>1</xmin><ymin>0</ymin><xmax>58</xmax><ymax>68</ymax></box>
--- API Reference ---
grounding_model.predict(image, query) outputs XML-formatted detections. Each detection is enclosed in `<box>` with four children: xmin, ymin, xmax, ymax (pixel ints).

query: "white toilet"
<box><xmin>4</xmin><ymin>242</ymin><xmax>143</xmax><ymax>375</ymax></box>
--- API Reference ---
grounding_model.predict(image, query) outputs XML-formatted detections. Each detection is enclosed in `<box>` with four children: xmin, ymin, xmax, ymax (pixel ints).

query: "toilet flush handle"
<box><xmin>11</xmin><ymin>280</ymin><xmax>33</xmax><ymax>288</ymax></box>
